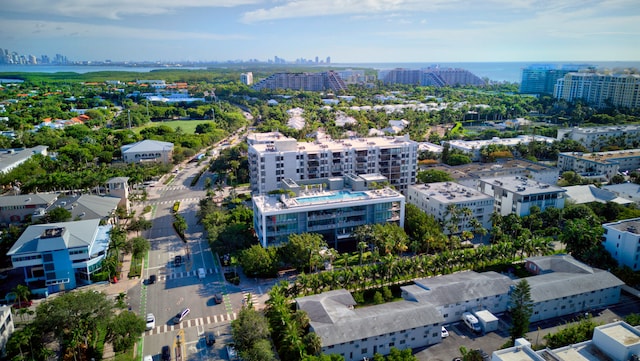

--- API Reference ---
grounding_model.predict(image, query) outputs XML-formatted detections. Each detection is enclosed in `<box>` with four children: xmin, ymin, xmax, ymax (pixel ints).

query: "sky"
<box><xmin>1</xmin><ymin>0</ymin><xmax>640</xmax><ymax>63</ymax></box>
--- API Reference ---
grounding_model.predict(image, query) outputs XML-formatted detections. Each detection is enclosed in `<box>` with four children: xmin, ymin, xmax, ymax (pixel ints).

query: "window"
<box><xmin>361</xmin><ymin>348</ymin><xmax>367</xmax><ymax>355</ymax></box>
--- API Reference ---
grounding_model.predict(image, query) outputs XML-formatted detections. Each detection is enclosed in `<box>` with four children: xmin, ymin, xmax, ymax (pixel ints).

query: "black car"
<box><xmin>475</xmin><ymin>349</ymin><xmax>490</xmax><ymax>361</ymax></box>
<box><xmin>213</xmin><ymin>293</ymin><xmax>223</xmax><ymax>304</ymax></box>
<box><xmin>174</xmin><ymin>255</ymin><xmax>182</xmax><ymax>267</ymax></box>
<box><xmin>161</xmin><ymin>346</ymin><xmax>171</xmax><ymax>361</ymax></box>
<box><xmin>148</xmin><ymin>274</ymin><xmax>157</xmax><ymax>284</ymax></box>
<box><xmin>205</xmin><ymin>332</ymin><xmax>215</xmax><ymax>346</ymax></box>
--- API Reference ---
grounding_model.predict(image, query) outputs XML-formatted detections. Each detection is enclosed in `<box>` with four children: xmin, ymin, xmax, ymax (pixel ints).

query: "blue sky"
<box><xmin>2</xmin><ymin>0</ymin><xmax>639</xmax><ymax>63</ymax></box>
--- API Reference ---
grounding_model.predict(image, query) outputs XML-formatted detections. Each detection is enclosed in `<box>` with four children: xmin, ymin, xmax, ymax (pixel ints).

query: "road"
<box><xmin>136</xmin><ymin>130</ymin><xmax>252</xmax><ymax>361</ymax></box>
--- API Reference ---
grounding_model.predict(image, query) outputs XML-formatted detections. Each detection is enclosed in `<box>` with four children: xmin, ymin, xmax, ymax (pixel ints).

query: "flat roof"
<box><xmin>409</xmin><ymin>182</ymin><xmax>493</xmax><ymax>203</ymax></box>
<box><xmin>253</xmin><ymin>187</ymin><xmax>404</xmax><ymax>214</ymax></box>
<box><xmin>480</xmin><ymin>176</ymin><xmax>566</xmax><ymax>196</ymax></box>
<box><xmin>560</xmin><ymin>149</ymin><xmax>640</xmax><ymax>163</ymax></box>
<box><xmin>603</xmin><ymin>217</ymin><xmax>640</xmax><ymax>234</ymax></box>
<box><xmin>596</xmin><ymin>321</ymin><xmax>640</xmax><ymax>347</ymax></box>
<box><xmin>250</xmin><ymin>135</ymin><xmax>417</xmax><ymax>154</ymax></box>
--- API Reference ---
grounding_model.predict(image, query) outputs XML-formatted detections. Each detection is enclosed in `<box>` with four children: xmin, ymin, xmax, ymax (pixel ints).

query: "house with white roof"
<box><xmin>121</xmin><ymin>139</ymin><xmax>173</xmax><ymax>164</ymax></box>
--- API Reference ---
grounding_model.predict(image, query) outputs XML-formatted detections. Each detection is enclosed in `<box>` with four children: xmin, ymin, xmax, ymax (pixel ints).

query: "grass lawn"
<box><xmin>136</xmin><ymin>119</ymin><xmax>213</xmax><ymax>134</ymax></box>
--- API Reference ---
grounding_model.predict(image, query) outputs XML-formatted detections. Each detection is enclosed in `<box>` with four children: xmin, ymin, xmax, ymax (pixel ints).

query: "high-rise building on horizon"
<box><xmin>380</xmin><ymin>67</ymin><xmax>485</xmax><ymax>87</ymax></box>
<box><xmin>519</xmin><ymin>64</ymin><xmax>590</xmax><ymax>94</ymax></box>
<box><xmin>554</xmin><ymin>71</ymin><xmax>640</xmax><ymax>109</ymax></box>
<box><xmin>240</xmin><ymin>72</ymin><xmax>253</xmax><ymax>85</ymax></box>
<box><xmin>252</xmin><ymin>71</ymin><xmax>347</xmax><ymax>92</ymax></box>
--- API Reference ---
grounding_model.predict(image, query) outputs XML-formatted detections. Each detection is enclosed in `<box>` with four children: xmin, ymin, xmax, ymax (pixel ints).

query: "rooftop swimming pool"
<box><xmin>296</xmin><ymin>190</ymin><xmax>368</xmax><ymax>204</ymax></box>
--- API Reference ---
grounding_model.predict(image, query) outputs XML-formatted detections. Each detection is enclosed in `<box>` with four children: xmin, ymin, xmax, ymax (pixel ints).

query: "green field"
<box><xmin>136</xmin><ymin>119</ymin><xmax>212</xmax><ymax>134</ymax></box>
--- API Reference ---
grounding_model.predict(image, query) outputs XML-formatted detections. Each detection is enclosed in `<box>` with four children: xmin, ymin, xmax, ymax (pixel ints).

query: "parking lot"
<box><xmin>414</xmin><ymin>292</ymin><xmax>640</xmax><ymax>361</ymax></box>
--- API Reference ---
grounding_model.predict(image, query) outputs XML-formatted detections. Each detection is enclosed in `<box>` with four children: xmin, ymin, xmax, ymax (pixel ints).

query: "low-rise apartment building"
<box><xmin>406</xmin><ymin>182</ymin><xmax>493</xmax><ymax>234</ymax></box>
<box><xmin>557</xmin><ymin>149</ymin><xmax>640</xmax><ymax>181</ymax></box>
<box><xmin>297</xmin><ymin>289</ymin><xmax>443</xmax><ymax>361</ymax></box>
<box><xmin>401</xmin><ymin>271</ymin><xmax>513</xmax><ymax>325</ymax></box>
<box><xmin>478</xmin><ymin>176</ymin><xmax>566</xmax><ymax>216</ymax></box>
<box><xmin>524</xmin><ymin>255</ymin><xmax>625</xmax><ymax>322</ymax></box>
<box><xmin>252</xmin><ymin>175</ymin><xmax>405</xmax><ymax>248</ymax></box>
<box><xmin>446</xmin><ymin>136</ymin><xmax>556</xmax><ymax>162</ymax></box>
<box><xmin>248</xmin><ymin>135</ymin><xmax>418</xmax><ymax>195</ymax></box>
<box><xmin>557</xmin><ymin>125</ymin><xmax>640</xmax><ymax>151</ymax></box>
<box><xmin>300</xmin><ymin>255</ymin><xmax>622</xmax><ymax>360</ymax></box>
<box><xmin>602</xmin><ymin>218</ymin><xmax>640</xmax><ymax>271</ymax></box>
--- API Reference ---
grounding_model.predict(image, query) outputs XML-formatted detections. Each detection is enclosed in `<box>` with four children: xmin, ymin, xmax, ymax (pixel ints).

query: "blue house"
<box><xmin>7</xmin><ymin>219</ymin><xmax>112</xmax><ymax>295</ymax></box>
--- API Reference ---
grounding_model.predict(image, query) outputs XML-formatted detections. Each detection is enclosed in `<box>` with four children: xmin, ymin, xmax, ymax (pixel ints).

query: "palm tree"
<box><xmin>357</xmin><ymin>241</ymin><xmax>368</xmax><ymax>266</ymax></box>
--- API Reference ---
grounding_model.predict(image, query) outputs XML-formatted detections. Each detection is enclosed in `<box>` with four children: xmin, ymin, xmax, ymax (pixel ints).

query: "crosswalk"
<box><xmin>242</xmin><ymin>288</ymin><xmax>259</xmax><ymax>305</ymax></box>
<box><xmin>156</xmin><ymin>185</ymin><xmax>204</xmax><ymax>191</ymax></box>
<box><xmin>158</xmin><ymin>268</ymin><xmax>216</xmax><ymax>281</ymax></box>
<box><xmin>146</xmin><ymin>313</ymin><xmax>237</xmax><ymax>335</ymax></box>
<box><xmin>144</xmin><ymin>197</ymin><xmax>203</xmax><ymax>207</ymax></box>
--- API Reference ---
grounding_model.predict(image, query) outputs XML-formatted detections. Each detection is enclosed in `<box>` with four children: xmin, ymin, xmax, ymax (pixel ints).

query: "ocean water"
<box><xmin>1</xmin><ymin>61</ymin><xmax>639</xmax><ymax>83</ymax></box>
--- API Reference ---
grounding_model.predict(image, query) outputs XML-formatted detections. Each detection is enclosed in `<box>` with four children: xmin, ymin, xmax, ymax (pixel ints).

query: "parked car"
<box><xmin>161</xmin><ymin>346</ymin><xmax>171</xmax><ymax>361</ymax></box>
<box><xmin>148</xmin><ymin>274</ymin><xmax>157</xmax><ymax>284</ymax></box>
<box><xmin>12</xmin><ymin>300</ymin><xmax>32</xmax><ymax>309</ymax></box>
<box><xmin>226</xmin><ymin>344</ymin><xmax>237</xmax><ymax>360</ymax></box>
<box><xmin>205</xmin><ymin>332</ymin><xmax>215</xmax><ymax>346</ymax></box>
<box><xmin>143</xmin><ymin>355</ymin><xmax>153</xmax><ymax>361</ymax></box>
<box><xmin>441</xmin><ymin>326</ymin><xmax>449</xmax><ymax>338</ymax></box>
<box><xmin>174</xmin><ymin>255</ymin><xmax>182</xmax><ymax>267</ymax></box>
<box><xmin>475</xmin><ymin>349</ymin><xmax>490</xmax><ymax>361</ymax></box>
<box><xmin>146</xmin><ymin>313</ymin><xmax>156</xmax><ymax>330</ymax></box>
<box><xmin>173</xmin><ymin>308</ymin><xmax>190</xmax><ymax>324</ymax></box>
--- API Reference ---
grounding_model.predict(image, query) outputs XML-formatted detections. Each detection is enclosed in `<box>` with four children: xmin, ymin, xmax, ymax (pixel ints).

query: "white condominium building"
<box><xmin>478</xmin><ymin>176</ymin><xmax>566</xmax><ymax>217</ymax></box>
<box><xmin>248</xmin><ymin>135</ymin><xmax>418</xmax><ymax>194</ymax></box>
<box><xmin>406</xmin><ymin>182</ymin><xmax>494</xmax><ymax>234</ymax></box>
<box><xmin>252</xmin><ymin>175</ymin><xmax>405</xmax><ymax>248</ymax></box>
<box><xmin>554</xmin><ymin>72</ymin><xmax>640</xmax><ymax>109</ymax></box>
<box><xmin>602</xmin><ymin>218</ymin><xmax>640</xmax><ymax>271</ymax></box>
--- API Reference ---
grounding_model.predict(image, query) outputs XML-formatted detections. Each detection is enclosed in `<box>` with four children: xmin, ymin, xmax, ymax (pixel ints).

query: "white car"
<box><xmin>145</xmin><ymin>313</ymin><xmax>156</xmax><ymax>330</ymax></box>
<box><xmin>198</xmin><ymin>268</ymin><xmax>206</xmax><ymax>279</ymax></box>
<box><xmin>441</xmin><ymin>326</ymin><xmax>450</xmax><ymax>338</ymax></box>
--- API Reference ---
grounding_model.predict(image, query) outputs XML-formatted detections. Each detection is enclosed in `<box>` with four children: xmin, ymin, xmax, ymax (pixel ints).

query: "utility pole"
<box><xmin>211</xmin><ymin>108</ymin><xmax>215</xmax><ymax>122</ymax></box>
<box><xmin>127</xmin><ymin>109</ymin><xmax>131</xmax><ymax>129</ymax></box>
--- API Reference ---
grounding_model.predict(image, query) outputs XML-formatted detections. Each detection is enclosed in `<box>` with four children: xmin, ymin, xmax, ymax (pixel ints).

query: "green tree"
<box><xmin>509</xmin><ymin>279</ymin><xmax>533</xmax><ymax>345</ymax></box>
<box><xmin>240</xmin><ymin>245</ymin><xmax>279</xmax><ymax>278</ymax></box>
<box><xmin>44</xmin><ymin>207</ymin><xmax>72</xmax><ymax>223</ymax></box>
<box><xmin>416</xmin><ymin>169</ymin><xmax>454</xmax><ymax>184</ymax></box>
<box><xmin>105</xmin><ymin>310</ymin><xmax>146</xmax><ymax>352</ymax></box>
<box><xmin>282</xmin><ymin>233</ymin><xmax>328</xmax><ymax>272</ymax></box>
<box><xmin>128</xmin><ymin>236</ymin><xmax>150</xmax><ymax>257</ymax></box>
<box><xmin>231</xmin><ymin>306</ymin><xmax>271</xmax><ymax>353</ymax></box>
<box><xmin>34</xmin><ymin>290</ymin><xmax>113</xmax><ymax>360</ymax></box>
<box><xmin>242</xmin><ymin>339</ymin><xmax>276</xmax><ymax>361</ymax></box>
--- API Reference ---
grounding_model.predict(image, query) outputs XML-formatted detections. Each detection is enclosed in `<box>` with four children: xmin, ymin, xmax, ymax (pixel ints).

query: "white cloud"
<box><xmin>2</xmin><ymin>0</ymin><xmax>261</xmax><ymax>20</ymax></box>
<box><xmin>0</xmin><ymin>19</ymin><xmax>248</xmax><ymax>41</ymax></box>
<box><xmin>240</xmin><ymin>0</ymin><xmax>639</xmax><ymax>23</ymax></box>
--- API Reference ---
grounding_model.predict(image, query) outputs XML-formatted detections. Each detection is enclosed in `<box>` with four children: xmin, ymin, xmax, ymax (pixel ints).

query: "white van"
<box><xmin>462</xmin><ymin>312</ymin><xmax>482</xmax><ymax>333</ymax></box>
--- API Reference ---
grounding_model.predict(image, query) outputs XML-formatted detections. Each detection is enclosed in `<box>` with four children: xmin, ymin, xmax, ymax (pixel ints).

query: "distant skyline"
<box><xmin>2</xmin><ymin>0</ymin><xmax>640</xmax><ymax>63</ymax></box>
